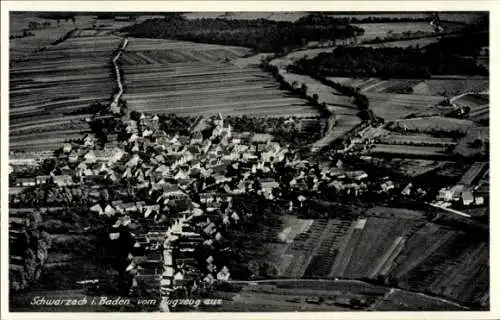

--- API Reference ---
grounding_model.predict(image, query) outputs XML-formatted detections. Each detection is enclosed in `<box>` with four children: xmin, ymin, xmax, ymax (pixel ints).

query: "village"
<box><xmin>8</xmin><ymin>103</ymin><xmax>453</xmax><ymax>310</ymax></box>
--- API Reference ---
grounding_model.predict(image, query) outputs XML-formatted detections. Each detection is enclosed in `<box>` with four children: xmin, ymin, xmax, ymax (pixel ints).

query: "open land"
<box><xmin>120</xmin><ymin>38</ymin><xmax>319</xmax><ymax>117</ymax></box>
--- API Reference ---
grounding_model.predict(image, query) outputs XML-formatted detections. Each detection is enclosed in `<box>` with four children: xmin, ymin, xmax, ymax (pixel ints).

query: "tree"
<box><xmin>28</xmin><ymin>21</ymin><xmax>41</xmax><ymax>30</ymax></box>
<box><xmin>354</xmin><ymin>94</ymin><xmax>370</xmax><ymax>110</ymax></box>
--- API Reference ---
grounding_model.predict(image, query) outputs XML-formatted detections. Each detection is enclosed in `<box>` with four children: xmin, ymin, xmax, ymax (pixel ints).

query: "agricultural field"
<box><xmin>10</xmin><ymin>34</ymin><xmax>123</xmax><ymax>152</ymax></box>
<box><xmin>369</xmin><ymin>144</ymin><xmax>451</xmax><ymax>158</ymax></box>
<box><xmin>353</xmin><ymin>22</ymin><xmax>436</xmax><ymax>42</ymax></box>
<box><xmin>10</xmin><ymin>13</ymin><xmax>96</xmax><ymax>60</ymax></box>
<box><xmin>361</xmin><ymin>158</ymin><xmax>452</xmax><ymax>178</ymax></box>
<box><xmin>323</xmin><ymin>77</ymin><xmax>488</xmax><ymax>120</ymax></box>
<box><xmin>120</xmin><ymin>38</ymin><xmax>320</xmax><ymax>117</ymax></box>
<box><xmin>458</xmin><ymin>162</ymin><xmax>488</xmax><ymax>186</ymax></box>
<box><xmin>388</xmin><ymin>117</ymin><xmax>477</xmax><ymax>134</ymax></box>
<box><xmin>360</xmin><ymin>37</ymin><xmax>443</xmax><ymax>49</ymax></box>
<box><xmin>414</xmin><ymin>79</ymin><xmax>488</xmax><ymax>96</ymax></box>
<box><xmin>328</xmin><ymin>217</ymin><xmax>422</xmax><ymax>279</ymax></box>
<box><xmin>273</xmin><ymin>217</ymin><xmax>424</xmax><ymax>280</ymax></box>
<box><xmin>265</xmin><ymin>215</ymin><xmax>488</xmax><ymax>308</ymax></box>
<box><xmin>376</xmin><ymin>133</ymin><xmax>457</xmax><ymax>147</ymax></box>
<box><xmin>387</xmin><ymin>223</ymin><xmax>489</xmax><ymax>307</ymax></box>
<box><xmin>365</xmin><ymin>92</ymin><xmax>444</xmax><ymax>120</ymax></box>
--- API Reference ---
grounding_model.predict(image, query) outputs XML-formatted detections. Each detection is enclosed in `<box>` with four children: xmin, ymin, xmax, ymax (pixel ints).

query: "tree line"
<box><xmin>120</xmin><ymin>14</ymin><xmax>365</xmax><ymax>52</ymax></box>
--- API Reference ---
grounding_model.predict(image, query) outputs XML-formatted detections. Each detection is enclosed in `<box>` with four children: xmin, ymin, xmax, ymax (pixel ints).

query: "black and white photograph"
<box><xmin>1</xmin><ymin>1</ymin><xmax>495</xmax><ymax>317</ymax></box>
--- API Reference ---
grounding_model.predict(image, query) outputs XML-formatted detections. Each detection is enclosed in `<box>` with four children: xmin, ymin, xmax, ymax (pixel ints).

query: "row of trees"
<box><xmin>225</xmin><ymin>115</ymin><xmax>325</xmax><ymax>148</ymax></box>
<box><xmin>10</xmin><ymin>211</ymin><xmax>51</xmax><ymax>292</ymax></box>
<box><xmin>121</xmin><ymin>14</ymin><xmax>364</xmax><ymax>52</ymax></box>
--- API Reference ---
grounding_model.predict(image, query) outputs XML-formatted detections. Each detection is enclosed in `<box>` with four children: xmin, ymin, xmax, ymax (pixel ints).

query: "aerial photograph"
<box><xmin>7</xmin><ymin>10</ymin><xmax>489</xmax><ymax>312</ymax></box>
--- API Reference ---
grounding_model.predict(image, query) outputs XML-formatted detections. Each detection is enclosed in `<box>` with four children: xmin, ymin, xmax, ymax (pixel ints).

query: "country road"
<box><xmin>109</xmin><ymin>38</ymin><xmax>128</xmax><ymax>112</ymax></box>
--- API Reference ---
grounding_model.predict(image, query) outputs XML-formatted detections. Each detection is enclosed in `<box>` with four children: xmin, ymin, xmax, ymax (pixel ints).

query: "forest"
<box><xmin>120</xmin><ymin>14</ymin><xmax>365</xmax><ymax>52</ymax></box>
<box><xmin>289</xmin><ymin>42</ymin><xmax>488</xmax><ymax>78</ymax></box>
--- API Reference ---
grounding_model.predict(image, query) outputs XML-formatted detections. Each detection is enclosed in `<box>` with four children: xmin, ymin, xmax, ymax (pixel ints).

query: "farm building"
<box><xmin>461</xmin><ymin>191</ymin><xmax>474</xmax><ymax>206</ymax></box>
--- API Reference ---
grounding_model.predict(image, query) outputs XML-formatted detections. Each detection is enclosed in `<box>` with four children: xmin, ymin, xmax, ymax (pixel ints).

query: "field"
<box><xmin>273</xmin><ymin>217</ymin><xmax>424</xmax><ymax>280</ymax></box>
<box><xmin>264</xmin><ymin>214</ymin><xmax>488</xmax><ymax>308</ymax></box>
<box><xmin>10</xmin><ymin>13</ymin><xmax>96</xmax><ymax>60</ymax></box>
<box><xmin>388</xmin><ymin>117</ymin><xmax>477</xmax><ymax>134</ymax></box>
<box><xmin>415</xmin><ymin>79</ymin><xmax>488</xmax><ymax>96</ymax></box>
<box><xmin>353</xmin><ymin>22</ymin><xmax>435</xmax><ymax>42</ymax></box>
<box><xmin>369</xmin><ymin>144</ymin><xmax>451</xmax><ymax>158</ymax></box>
<box><xmin>327</xmin><ymin>77</ymin><xmax>488</xmax><ymax>97</ymax></box>
<box><xmin>324</xmin><ymin>77</ymin><xmax>478</xmax><ymax>120</ymax></box>
<box><xmin>10</xmin><ymin>35</ymin><xmax>122</xmax><ymax>152</ymax></box>
<box><xmin>328</xmin><ymin>217</ymin><xmax>422</xmax><ymax>279</ymax></box>
<box><xmin>458</xmin><ymin>162</ymin><xmax>488</xmax><ymax>186</ymax></box>
<box><xmin>376</xmin><ymin>133</ymin><xmax>457</xmax><ymax>147</ymax></box>
<box><xmin>387</xmin><ymin>223</ymin><xmax>489</xmax><ymax>306</ymax></box>
<box><xmin>362</xmin><ymin>158</ymin><xmax>452</xmax><ymax>178</ymax></box>
<box><xmin>120</xmin><ymin>38</ymin><xmax>320</xmax><ymax>117</ymax></box>
<box><xmin>365</xmin><ymin>92</ymin><xmax>444</xmax><ymax>120</ymax></box>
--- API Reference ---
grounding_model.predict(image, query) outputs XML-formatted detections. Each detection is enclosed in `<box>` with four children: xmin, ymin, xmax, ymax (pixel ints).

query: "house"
<box><xmin>109</xmin><ymin>232</ymin><xmax>121</xmax><ymax>240</ymax></box>
<box><xmin>84</xmin><ymin>150</ymin><xmax>97</xmax><ymax>163</ymax></box>
<box><xmin>103</xmin><ymin>204</ymin><xmax>116</xmax><ymax>217</ymax></box>
<box><xmin>230</xmin><ymin>212</ymin><xmax>240</xmax><ymax>222</ymax></box>
<box><xmin>207</xmin><ymin>263</ymin><xmax>217</xmax><ymax>273</ymax></box>
<box><xmin>83</xmin><ymin>175</ymin><xmax>107</xmax><ymax>185</ymax></box>
<box><xmin>144</xmin><ymin>205</ymin><xmax>160</xmax><ymax>218</ymax></box>
<box><xmin>126</xmin><ymin>154</ymin><xmax>141</xmax><ymax>168</ymax></box>
<box><xmin>203</xmin><ymin>273</ymin><xmax>215</xmax><ymax>285</ymax></box>
<box><xmin>203</xmin><ymin>222</ymin><xmax>216</xmax><ymax>235</ymax></box>
<box><xmin>251</xmin><ymin>133</ymin><xmax>273</xmax><ymax>143</ymax></box>
<box><xmin>63</xmin><ymin>143</ymin><xmax>72</xmax><ymax>153</ymax></box>
<box><xmin>16</xmin><ymin>177</ymin><xmax>35</xmax><ymax>187</ymax></box>
<box><xmin>352</xmin><ymin>171</ymin><xmax>368</xmax><ymax>181</ymax></box>
<box><xmin>106</xmin><ymin>147</ymin><xmax>125</xmax><ymax>163</ymax></box>
<box><xmin>475</xmin><ymin>196</ymin><xmax>485</xmax><ymax>205</ymax></box>
<box><xmin>60</xmin><ymin>165</ymin><xmax>73</xmax><ymax>176</ymax></box>
<box><xmin>401</xmin><ymin>183</ymin><xmax>412</xmax><ymax>196</ymax></box>
<box><xmin>53</xmin><ymin>175</ymin><xmax>73</xmax><ymax>187</ymax></box>
<box><xmin>381</xmin><ymin>180</ymin><xmax>394</xmax><ymax>192</ymax></box>
<box><xmin>90</xmin><ymin>204</ymin><xmax>103</xmax><ymax>214</ymax></box>
<box><xmin>216</xmin><ymin>266</ymin><xmax>230</xmax><ymax>281</ymax></box>
<box><xmin>462</xmin><ymin>191</ymin><xmax>474</xmax><ymax>206</ymax></box>
<box><xmin>438</xmin><ymin>188</ymin><xmax>454</xmax><ymax>201</ymax></box>
<box><xmin>260</xmin><ymin>178</ymin><xmax>279</xmax><ymax>190</ymax></box>
<box><xmin>35</xmin><ymin>175</ymin><xmax>51</xmax><ymax>185</ymax></box>
<box><xmin>83</xmin><ymin>134</ymin><xmax>95</xmax><ymax>147</ymax></box>
<box><xmin>213</xmin><ymin>174</ymin><xmax>229</xmax><ymax>184</ymax></box>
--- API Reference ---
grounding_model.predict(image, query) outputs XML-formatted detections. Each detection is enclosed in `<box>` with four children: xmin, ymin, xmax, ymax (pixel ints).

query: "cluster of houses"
<box><xmin>433</xmin><ymin>162</ymin><xmax>487</xmax><ymax>209</ymax></box>
<box><xmin>436</xmin><ymin>185</ymin><xmax>484</xmax><ymax>207</ymax></box>
<box><xmin>11</xmin><ymin>111</ymin><xmax>305</xmax><ymax>308</ymax></box>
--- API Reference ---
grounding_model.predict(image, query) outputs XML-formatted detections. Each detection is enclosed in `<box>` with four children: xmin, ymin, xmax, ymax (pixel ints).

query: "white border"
<box><xmin>1</xmin><ymin>1</ymin><xmax>498</xmax><ymax>320</ymax></box>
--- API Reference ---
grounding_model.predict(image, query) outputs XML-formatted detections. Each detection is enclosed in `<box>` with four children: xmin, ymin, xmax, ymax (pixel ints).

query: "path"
<box><xmin>109</xmin><ymin>38</ymin><xmax>128</xmax><ymax>112</ymax></box>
